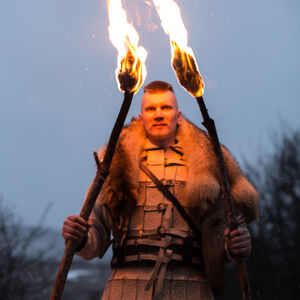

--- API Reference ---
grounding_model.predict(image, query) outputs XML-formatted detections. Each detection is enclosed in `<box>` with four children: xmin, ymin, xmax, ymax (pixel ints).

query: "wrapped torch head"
<box><xmin>171</xmin><ymin>41</ymin><xmax>204</xmax><ymax>98</ymax></box>
<box><xmin>117</xmin><ymin>43</ymin><xmax>144</xmax><ymax>94</ymax></box>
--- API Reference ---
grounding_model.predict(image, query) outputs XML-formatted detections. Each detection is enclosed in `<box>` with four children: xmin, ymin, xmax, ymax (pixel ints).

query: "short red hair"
<box><xmin>143</xmin><ymin>81</ymin><xmax>174</xmax><ymax>94</ymax></box>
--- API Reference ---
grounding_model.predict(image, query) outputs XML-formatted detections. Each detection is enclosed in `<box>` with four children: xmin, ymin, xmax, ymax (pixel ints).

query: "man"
<box><xmin>63</xmin><ymin>81</ymin><xmax>259</xmax><ymax>299</ymax></box>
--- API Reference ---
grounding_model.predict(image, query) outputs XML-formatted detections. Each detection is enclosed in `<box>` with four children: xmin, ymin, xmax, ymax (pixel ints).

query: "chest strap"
<box><xmin>140</xmin><ymin>162</ymin><xmax>202</xmax><ymax>241</ymax></box>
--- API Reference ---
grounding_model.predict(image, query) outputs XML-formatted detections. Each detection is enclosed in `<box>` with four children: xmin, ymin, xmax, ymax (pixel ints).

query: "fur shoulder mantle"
<box><xmin>98</xmin><ymin>118</ymin><xmax>259</xmax><ymax>224</ymax></box>
<box><xmin>95</xmin><ymin>117</ymin><xmax>259</xmax><ymax>287</ymax></box>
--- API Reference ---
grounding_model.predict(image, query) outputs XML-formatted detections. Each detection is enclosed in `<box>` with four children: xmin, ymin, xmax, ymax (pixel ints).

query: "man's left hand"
<box><xmin>224</xmin><ymin>226</ymin><xmax>251</xmax><ymax>259</ymax></box>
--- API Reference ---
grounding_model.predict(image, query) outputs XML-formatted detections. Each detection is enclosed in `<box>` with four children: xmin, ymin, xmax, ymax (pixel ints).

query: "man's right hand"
<box><xmin>62</xmin><ymin>215</ymin><xmax>92</xmax><ymax>244</ymax></box>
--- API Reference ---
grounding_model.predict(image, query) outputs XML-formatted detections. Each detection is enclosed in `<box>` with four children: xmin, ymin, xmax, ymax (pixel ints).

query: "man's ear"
<box><xmin>177</xmin><ymin>110</ymin><xmax>182</xmax><ymax>125</ymax></box>
<box><xmin>139</xmin><ymin>113</ymin><xmax>143</xmax><ymax>124</ymax></box>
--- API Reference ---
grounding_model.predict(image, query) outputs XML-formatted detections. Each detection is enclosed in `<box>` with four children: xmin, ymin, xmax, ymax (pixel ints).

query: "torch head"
<box><xmin>107</xmin><ymin>0</ymin><xmax>147</xmax><ymax>95</ymax></box>
<box><xmin>171</xmin><ymin>41</ymin><xmax>205</xmax><ymax>98</ymax></box>
<box><xmin>117</xmin><ymin>43</ymin><xmax>144</xmax><ymax>94</ymax></box>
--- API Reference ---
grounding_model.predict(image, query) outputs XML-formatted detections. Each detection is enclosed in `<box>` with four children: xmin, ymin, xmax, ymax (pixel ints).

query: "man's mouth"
<box><xmin>153</xmin><ymin>123</ymin><xmax>167</xmax><ymax>128</ymax></box>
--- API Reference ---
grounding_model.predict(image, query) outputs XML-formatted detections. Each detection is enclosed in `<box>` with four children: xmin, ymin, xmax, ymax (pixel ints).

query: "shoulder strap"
<box><xmin>140</xmin><ymin>163</ymin><xmax>202</xmax><ymax>241</ymax></box>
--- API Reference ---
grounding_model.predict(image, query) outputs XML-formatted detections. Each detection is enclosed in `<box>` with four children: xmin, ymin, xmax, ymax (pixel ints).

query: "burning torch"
<box><xmin>153</xmin><ymin>0</ymin><xmax>251</xmax><ymax>299</ymax></box>
<box><xmin>50</xmin><ymin>0</ymin><xmax>147</xmax><ymax>299</ymax></box>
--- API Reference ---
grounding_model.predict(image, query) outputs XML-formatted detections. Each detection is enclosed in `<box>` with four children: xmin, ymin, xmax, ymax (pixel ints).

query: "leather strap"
<box><xmin>126</xmin><ymin>227</ymin><xmax>188</xmax><ymax>238</ymax></box>
<box><xmin>140</xmin><ymin>163</ymin><xmax>202</xmax><ymax>241</ymax></box>
<box><xmin>145</xmin><ymin>236</ymin><xmax>173</xmax><ymax>291</ymax></box>
<box><xmin>123</xmin><ymin>253</ymin><xmax>202</xmax><ymax>265</ymax></box>
<box><xmin>124</xmin><ymin>237</ymin><xmax>201</xmax><ymax>248</ymax></box>
<box><xmin>153</xmin><ymin>249</ymin><xmax>173</xmax><ymax>300</ymax></box>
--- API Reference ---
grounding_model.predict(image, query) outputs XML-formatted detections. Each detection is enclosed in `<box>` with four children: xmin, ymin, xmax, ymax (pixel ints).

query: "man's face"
<box><xmin>139</xmin><ymin>90</ymin><xmax>182</xmax><ymax>148</ymax></box>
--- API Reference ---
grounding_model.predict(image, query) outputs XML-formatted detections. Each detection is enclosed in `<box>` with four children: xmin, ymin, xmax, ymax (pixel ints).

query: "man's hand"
<box><xmin>62</xmin><ymin>215</ymin><xmax>92</xmax><ymax>244</ymax></box>
<box><xmin>224</xmin><ymin>226</ymin><xmax>251</xmax><ymax>260</ymax></box>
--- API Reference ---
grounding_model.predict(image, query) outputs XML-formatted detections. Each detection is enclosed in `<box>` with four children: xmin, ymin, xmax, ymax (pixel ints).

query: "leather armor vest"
<box><xmin>112</xmin><ymin>142</ymin><xmax>202</xmax><ymax>270</ymax></box>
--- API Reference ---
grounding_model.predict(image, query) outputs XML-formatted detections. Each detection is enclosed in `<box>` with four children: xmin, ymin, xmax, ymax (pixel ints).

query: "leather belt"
<box><xmin>124</xmin><ymin>237</ymin><xmax>201</xmax><ymax>248</ymax></box>
<box><xmin>123</xmin><ymin>253</ymin><xmax>202</xmax><ymax>265</ymax></box>
<box><xmin>127</xmin><ymin>227</ymin><xmax>189</xmax><ymax>238</ymax></box>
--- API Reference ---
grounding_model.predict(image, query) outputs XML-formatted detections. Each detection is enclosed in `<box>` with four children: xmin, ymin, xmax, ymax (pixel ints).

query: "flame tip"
<box><xmin>108</xmin><ymin>0</ymin><xmax>147</xmax><ymax>94</ymax></box>
<box><xmin>154</xmin><ymin>0</ymin><xmax>204</xmax><ymax>97</ymax></box>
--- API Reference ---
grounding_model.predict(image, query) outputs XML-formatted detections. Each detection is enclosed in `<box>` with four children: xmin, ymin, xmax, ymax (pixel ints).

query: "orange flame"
<box><xmin>107</xmin><ymin>0</ymin><xmax>147</xmax><ymax>94</ymax></box>
<box><xmin>153</xmin><ymin>0</ymin><xmax>204</xmax><ymax>97</ymax></box>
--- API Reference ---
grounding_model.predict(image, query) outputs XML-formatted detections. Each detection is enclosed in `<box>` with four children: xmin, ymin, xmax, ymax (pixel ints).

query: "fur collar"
<box><xmin>96</xmin><ymin>117</ymin><xmax>259</xmax><ymax>287</ymax></box>
<box><xmin>98</xmin><ymin>117</ymin><xmax>259</xmax><ymax>224</ymax></box>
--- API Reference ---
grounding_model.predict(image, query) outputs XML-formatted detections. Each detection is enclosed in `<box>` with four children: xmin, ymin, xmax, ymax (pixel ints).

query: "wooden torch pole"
<box><xmin>196</xmin><ymin>95</ymin><xmax>251</xmax><ymax>300</ymax></box>
<box><xmin>50</xmin><ymin>92</ymin><xmax>134</xmax><ymax>300</ymax></box>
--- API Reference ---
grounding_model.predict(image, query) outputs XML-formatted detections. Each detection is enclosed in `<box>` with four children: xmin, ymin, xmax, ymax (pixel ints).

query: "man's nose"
<box><xmin>154</xmin><ymin>108</ymin><xmax>164</xmax><ymax>120</ymax></box>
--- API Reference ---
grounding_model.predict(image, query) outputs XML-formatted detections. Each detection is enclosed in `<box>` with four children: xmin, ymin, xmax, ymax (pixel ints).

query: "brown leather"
<box><xmin>110</xmin><ymin>146</ymin><xmax>204</xmax><ymax>298</ymax></box>
<box><xmin>140</xmin><ymin>162</ymin><xmax>202</xmax><ymax>241</ymax></box>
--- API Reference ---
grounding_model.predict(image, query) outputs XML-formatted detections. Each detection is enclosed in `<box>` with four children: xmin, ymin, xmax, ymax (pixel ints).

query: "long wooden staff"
<box><xmin>171</xmin><ymin>42</ymin><xmax>252</xmax><ymax>300</ymax></box>
<box><xmin>50</xmin><ymin>91</ymin><xmax>134</xmax><ymax>300</ymax></box>
<box><xmin>196</xmin><ymin>95</ymin><xmax>251</xmax><ymax>300</ymax></box>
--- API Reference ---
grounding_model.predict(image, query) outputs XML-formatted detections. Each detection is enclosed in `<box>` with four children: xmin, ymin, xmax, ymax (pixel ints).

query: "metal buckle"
<box><xmin>157</xmin><ymin>203</ymin><xmax>166</xmax><ymax>212</ymax></box>
<box><xmin>160</xmin><ymin>179</ymin><xmax>174</xmax><ymax>186</ymax></box>
<box><xmin>157</xmin><ymin>226</ymin><xmax>166</xmax><ymax>234</ymax></box>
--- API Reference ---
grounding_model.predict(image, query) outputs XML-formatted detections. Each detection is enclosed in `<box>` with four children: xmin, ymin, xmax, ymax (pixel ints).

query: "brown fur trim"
<box><xmin>222</xmin><ymin>145</ymin><xmax>259</xmax><ymax>222</ymax></box>
<box><xmin>95</xmin><ymin>117</ymin><xmax>259</xmax><ymax>286</ymax></box>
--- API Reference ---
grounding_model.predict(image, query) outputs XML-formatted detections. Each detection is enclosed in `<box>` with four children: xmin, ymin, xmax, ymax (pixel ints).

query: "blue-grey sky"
<box><xmin>0</xmin><ymin>0</ymin><xmax>299</xmax><ymax>229</ymax></box>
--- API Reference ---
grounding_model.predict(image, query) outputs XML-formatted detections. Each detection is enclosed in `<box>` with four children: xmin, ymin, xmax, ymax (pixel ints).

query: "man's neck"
<box><xmin>148</xmin><ymin>138</ymin><xmax>176</xmax><ymax>150</ymax></box>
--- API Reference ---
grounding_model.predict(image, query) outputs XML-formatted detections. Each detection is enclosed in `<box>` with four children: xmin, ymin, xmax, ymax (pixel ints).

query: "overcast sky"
<box><xmin>0</xmin><ymin>0</ymin><xmax>299</xmax><ymax>230</ymax></box>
